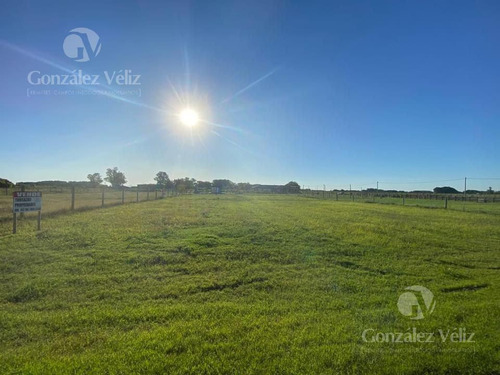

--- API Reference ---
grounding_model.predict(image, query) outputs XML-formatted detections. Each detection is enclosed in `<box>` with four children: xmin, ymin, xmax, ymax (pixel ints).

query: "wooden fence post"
<box><xmin>101</xmin><ymin>189</ymin><xmax>105</xmax><ymax>208</ymax></box>
<box><xmin>20</xmin><ymin>185</ymin><xmax>25</xmax><ymax>219</ymax></box>
<box><xmin>12</xmin><ymin>212</ymin><xmax>17</xmax><ymax>234</ymax></box>
<box><xmin>71</xmin><ymin>186</ymin><xmax>75</xmax><ymax>210</ymax></box>
<box><xmin>37</xmin><ymin>210</ymin><xmax>41</xmax><ymax>230</ymax></box>
<box><xmin>444</xmin><ymin>197</ymin><xmax>448</xmax><ymax>209</ymax></box>
<box><xmin>136</xmin><ymin>189</ymin><xmax>139</xmax><ymax>203</ymax></box>
<box><xmin>121</xmin><ymin>188</ymin><xmax>125</xmax><ymax>204</ymax></box>
<box><xmin>147</xmin><ymin>189</ymin><xmax>150</xmax><ymax>201</ymax></box>
<box><xmin>155</xmin><ymin>190</ymin><xmax>158</xmax><ymax>200</ymax></box>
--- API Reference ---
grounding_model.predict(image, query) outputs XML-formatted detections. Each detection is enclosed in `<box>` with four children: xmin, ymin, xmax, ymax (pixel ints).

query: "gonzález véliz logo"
<box><xmin>63</xmin><ymin>28</ymin><xmax>101</xmax><ymax>62</ymax></box>
<box><xmin>26</xmin><ymin>27</ymin><xmax>141</xmax><ymax>90</ymax></box>
<box><xmin>397</xmin><ymin>285</ymin><xmax>436</xmax><ymax>320</ymax></box>
<box><xmin>361</xmin><ymin>285</ymin><xmax>475</xmax><ymax>345</ymax></box>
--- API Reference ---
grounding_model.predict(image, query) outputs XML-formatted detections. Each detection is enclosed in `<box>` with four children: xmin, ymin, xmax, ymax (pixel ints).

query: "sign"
<box><xmin>13</xmin><ymin>191</ymin><xmax>42</xmax><ymax>213</ymax></box>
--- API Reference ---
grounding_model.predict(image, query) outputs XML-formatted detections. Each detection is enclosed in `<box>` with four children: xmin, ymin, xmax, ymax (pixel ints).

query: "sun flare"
<box><xmin>179</xmin><ymin>108</ymin><xmax>199</xmax><ymax>127</ymax></box>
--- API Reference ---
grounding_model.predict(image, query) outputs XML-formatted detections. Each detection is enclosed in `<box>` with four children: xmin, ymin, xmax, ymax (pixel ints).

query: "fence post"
<box><xmin>71</xmin><ymin>186</ymin><xmax>75</xmax><ymax>211</ymax></box>
<box><xmin>155</xmin><ymin>190</ymin><xmax>158</xmax><ymax>200</ymax></box>
<box><xmin>13</xmin><ymin>212</ymin><xmax>17</xmax><ymax>234</ymax></box>
<box><xmin>403</xmin><ymin>196</ymin><xmax>405</xmax><ymax>206</ymax></box>
<box><xmin>37</xmin><ymin>210</ymin><xmax>41</xmax><ymax>230</ymax></box>
<box><xmin>444</xmin><ymin>197</ymin><xmax>448</xmax><ymax>209</ymax></box>
<box><xmin>147</xmin><ymin>189</ymin><xmax>150</xmax><ymax>201</ymax></box>
<box><xmin>20</xmin><ymin>185</ymin><xmax>25</xmax><ymax>219</ymax></box>
<box><xmin>121</xmin><ymin>188</ymin><xmax>125</xmax><ymax>204</ymax></box>
<box><xmin>136</xmin><ymin>189</ymin><xmax>139</xmax><ymax>203</ymax></box>
<box><xmin>101</xmin><ymin>189</ymin><xmax>105</xmax><ymax>208</ymax></box>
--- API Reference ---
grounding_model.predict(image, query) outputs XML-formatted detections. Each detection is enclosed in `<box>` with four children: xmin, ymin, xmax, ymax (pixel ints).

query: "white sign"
<box><xmin>13</xmin><ymin>191</ymin><xmax>42</xmax><ymax>213</ymax></box>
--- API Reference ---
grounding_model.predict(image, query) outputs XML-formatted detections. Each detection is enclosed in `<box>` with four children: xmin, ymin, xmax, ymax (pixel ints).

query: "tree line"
<box><xmin>86</xmin><ymin>168</ymin><xmax>301</xmax><ymax>194</ymax></box>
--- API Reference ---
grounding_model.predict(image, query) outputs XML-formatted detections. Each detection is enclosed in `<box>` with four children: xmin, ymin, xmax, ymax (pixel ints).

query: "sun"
<box><xmin>179</xmin><ymin>108</ymin><xmax>199</xmax><ymax>127</ymax></box>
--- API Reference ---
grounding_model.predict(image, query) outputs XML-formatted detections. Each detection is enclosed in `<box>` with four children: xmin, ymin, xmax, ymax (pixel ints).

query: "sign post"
<box><xmin>12</xmin><ymin>191</ymin><xmax>42</xmax><ymax>233</ymax></box>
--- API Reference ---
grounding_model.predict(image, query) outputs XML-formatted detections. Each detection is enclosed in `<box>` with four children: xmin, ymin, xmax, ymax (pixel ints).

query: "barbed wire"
<box><xmin>302</xmin><ymin>177</ymin><xmax>500</xmax><ymax>191</ymax></box>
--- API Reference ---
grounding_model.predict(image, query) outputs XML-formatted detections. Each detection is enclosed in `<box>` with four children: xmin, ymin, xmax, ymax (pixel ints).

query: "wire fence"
<box><xmin>2</xmin><ymin>186</ymin><xmax>500</xmax><ymax>235</ymax></box>
<box><xmin>0</xmin><ymin>186</ymin><xmax>179</xmax><ymax>235</ymax></box>
<box><xmin>302</xmin><ymin>189</ymin><xmax>500</xmax><ymax>214</ymax></box>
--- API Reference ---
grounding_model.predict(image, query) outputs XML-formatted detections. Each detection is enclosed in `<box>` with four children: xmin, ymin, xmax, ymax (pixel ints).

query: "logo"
<box><xmin>26</xmin><ymin>27</ymin><xmax>141</xmax><ymax>98</ymax></box>
<box><xmin>397</xmin><ymin>285</ymin><xmax>436</xmax><ymax>320</ymax></box>
<box><xmin>360</xmin><ymin>285</ymin><xmax>476</xmax><ymax>347</ymax></box>
<box><xmin>63</xmin><ymin>28</ymin><xmax>101</xmax><ymax>62</ymax></box>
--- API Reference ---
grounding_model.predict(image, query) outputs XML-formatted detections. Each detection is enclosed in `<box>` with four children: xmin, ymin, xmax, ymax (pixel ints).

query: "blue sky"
<box><xmin>1</xmin><ymin>0</ymin><xmax>499</xmax><ymax>191</ymax></box>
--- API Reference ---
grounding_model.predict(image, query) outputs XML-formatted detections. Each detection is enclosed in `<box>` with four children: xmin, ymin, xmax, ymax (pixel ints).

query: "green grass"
<box><xmin>310</xmin><ymin>193</ymin><xmax>500</xmax><ymax>214</ymax></box>
<box><xmin>0</xmin><ymin>190</ymin><xmax>164</xmax><ymax>234</ymax></box>
<box><xmin>0</xmin><ymin>195</ymin><xmax>499</xmax><ymax>374</ymax></box>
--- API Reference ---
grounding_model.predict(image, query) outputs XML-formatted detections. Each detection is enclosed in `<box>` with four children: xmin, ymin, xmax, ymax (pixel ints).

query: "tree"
<box><xmin>87</xmin><ymin>173</ymin><xmax>103</xmax><ymax>186</ymax></box>
<box><xmin>196</xmin><ymin>181</ymin><xmax>212</xmax><ymax>192</ymax></box>
<box><xmin>154</xmin><ymin>171</ymin><xmax>171</xmax><ymax>189</ymax></box>
<box><xmin>487</xmin><ymin>187</ymin><xmax>494</xmax><ymax>194</ymax></box>
<box><xmin>284</xmin><ymin>181</ymin><xmax>301</xmax><ymax>193</ymax></box>
<box><xmin>236</xmin><ymin>182</ymin><xmax>251</xmax><ymax>193</ymax></box>
<box><xmin>0</xmin><ymin>178</ymin><xmax>14</xmax><ymax>188</ymax></box>
<box><xmin>173</xmin><ymin>177</ymin><xmax>196</xmax><ymax>193</ymax></box>
<box><xmin>433</xmin><ymin>186</ymin><xmax>460</xmax><ymax>194</ymax></box>
<box><xmin>104</xmin><ymin>167</ymin><xmax>127</xmax><ymax>188</ymax></box>
<box><xmin>212</xmin><ymin>179</ymin><xmax>234</xmax><ymax>192</ymax></box>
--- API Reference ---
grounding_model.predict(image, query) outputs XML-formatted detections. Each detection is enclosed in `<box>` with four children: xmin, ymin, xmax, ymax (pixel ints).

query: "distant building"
<box><xmin>251</xmin><ymin>184</ymin><xmax>284</xmax><ymax>193</ymax></box>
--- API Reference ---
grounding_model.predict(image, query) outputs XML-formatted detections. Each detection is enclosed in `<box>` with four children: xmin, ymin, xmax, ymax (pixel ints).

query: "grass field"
<box><xmin>0</xmin><ymin>189</ymin><xmax>165</xmax><ymax>229</ymax></box>
<box><xmin>0</xmin><ymin>195</ymin><xmax>499</xmax><ymax>374</ymax></box>
<box><xmin>2</xmin><ymin>190</ymin><xmax>500</xmax><ymax>234</ymax></box>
